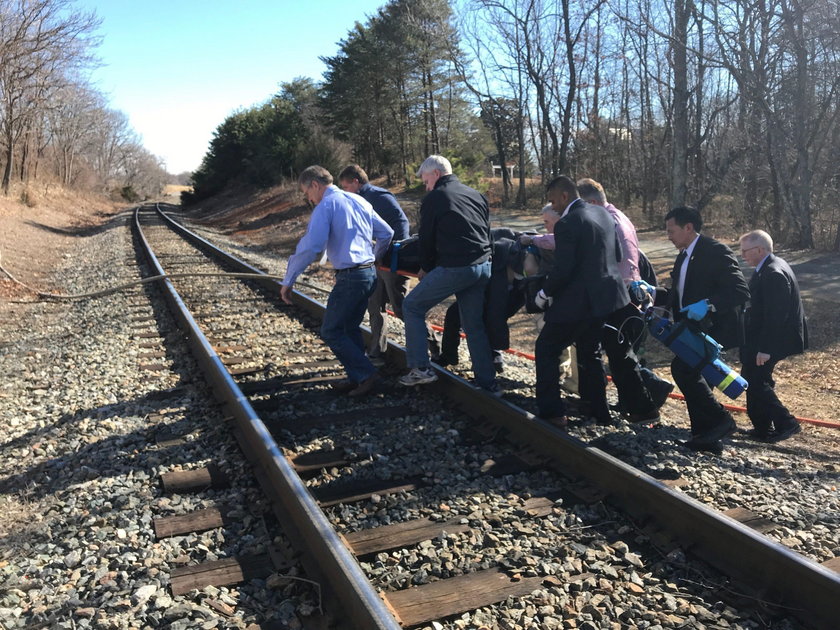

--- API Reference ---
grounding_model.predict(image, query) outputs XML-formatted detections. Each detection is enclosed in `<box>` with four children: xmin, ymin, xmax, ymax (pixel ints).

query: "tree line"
<box><xmin>191</xmin><ymin>0</ymin><xmax>839</xmax><ymax>251</ymax></box>
<box><xmin>0</xmin><ymin>0</ymin><xmax>168</xmax><ymax>202</ymax></box>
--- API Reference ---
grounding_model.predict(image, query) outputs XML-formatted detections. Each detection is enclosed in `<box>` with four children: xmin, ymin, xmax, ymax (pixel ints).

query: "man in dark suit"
<box><xmin>338</xmin><ymin>164</ymin><xmax>411</xmax><ymax>364</ymax></box>
<box><xmin>660</xmin><ymin>206</ymin><xmax>750</xmax><ymax>453</ymax></box>
<box><xmin>738</xmin><ymin>230</ymin><xmax>806</xmax><ymax>442</ymax></box>
<box><xmin>533</xmin><ymin>176</ymin><xmax>629</xmax><ymax>426</ymax></box>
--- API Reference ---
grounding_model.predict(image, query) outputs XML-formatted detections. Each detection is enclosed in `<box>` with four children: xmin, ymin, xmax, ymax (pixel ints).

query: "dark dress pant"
<box><xmin>536</xmin><ymin>318</ymin><xmax>607</xmax><ymax>421</ymax></box>
<box><xmin>740</xmin><ymin>352</ymin><xmax>797</xmax><ymax>434</ymax></box>
<box><xmin>671</xmin><ymin>356</ymin><xmax>734</xmax><ymax>436</ymax></box>
<box><xmin>602</xmin><ymin>303</ymin><xmax>656</xmax><ymax>415</ymax></box>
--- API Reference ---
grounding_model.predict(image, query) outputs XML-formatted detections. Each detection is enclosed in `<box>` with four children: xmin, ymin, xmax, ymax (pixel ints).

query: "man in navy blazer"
<box><xmin>738</xmin><ymin>230</ymin><xmax>806</xmax><ymax>442</ymax></box>
<box><xmin>660</xmin><ymin>206</ymin><xmax>750</xmax><ymax>453</ymax></box>
<box><xmin>533</xmin><ymin>176</ymin><xmax>629</xmax><ymax>426</ymax></box>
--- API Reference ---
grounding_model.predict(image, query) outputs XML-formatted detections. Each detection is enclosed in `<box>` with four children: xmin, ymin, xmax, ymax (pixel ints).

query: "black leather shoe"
<box><xmin>431</xmin><ymin>353</ymin><xmax>459</xmax><ymax>367</ymax></box>
<box><xmin>768</xmin><ymin>423</ymin><xmax>801</xmax><ymax>443</ymax></box>
<box><xmin>682</xmin><ymin>438</ymin><xmax>724</xmax><ymax>455</ymax></box>
<box><xmin>626</xmin><ymin>409</ymin><xmax>661</xmax><ymax>423</ymax></box>
<box><xmin>740</xmin><ymin>428</ymin><xmax>773</xmax><ymax>442</ymax></box>
<box><xmin>649</xmin><ymin>380</ymin><xmax>675</xmax><ymax>409</ymax></box>
<box><xmin>694</xmin><ymin>418</ymin><xmax>737</xmax><ymax>444</ymax></box>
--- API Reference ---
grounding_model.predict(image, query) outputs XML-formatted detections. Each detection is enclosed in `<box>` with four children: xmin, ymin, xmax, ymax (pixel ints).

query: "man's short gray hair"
<box><xmin>417</xmin><ymin>155</ymin><xmax>453</xmax><ymax>177</ymax></box>
<box><xmin>541</xmin><ymin>203</ymin><xmax>559</xmax><ymax>217</ymax></box>
<box><xmin>740</xmin><ymin>229</ymin><xmax>774</xmax><ymax>252</ymax></box>
<box><xmin>299</xmin><ymin>165</ymin><xmax>333</xmax><ymax>187</ymax></box>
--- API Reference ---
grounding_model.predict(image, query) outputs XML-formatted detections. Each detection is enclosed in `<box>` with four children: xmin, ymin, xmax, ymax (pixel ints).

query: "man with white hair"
<box><xmin>520</xmin><ymin>204</ymin><xmax>561</xmax><ymax>250</ymax></box>
<box><xmin>738</xmin><ymin>229</ymin><xmax>806</xmax><ymax>442</ymax></box>
<box><xmin>399</xmin><ymin>155</ymin><xmax>499</xmax><ymax>394</ymax></box>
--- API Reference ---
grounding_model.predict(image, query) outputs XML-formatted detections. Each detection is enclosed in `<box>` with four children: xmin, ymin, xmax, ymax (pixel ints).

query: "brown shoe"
<box><xmin>330</xmin><ymin>378</ymin><xmax>358</xmax><ymax>393</ymax></box>
<box><xmin>348</xmin><ymin>372</ymin><xmax>380</xmax><ymax>397</ymax></box>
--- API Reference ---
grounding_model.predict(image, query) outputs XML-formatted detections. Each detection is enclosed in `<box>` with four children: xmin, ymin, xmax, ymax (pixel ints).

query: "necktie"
<box><xmin>674</xmin><ymin>250</ymin><xmax>688</xmax><ymax>309</ymax></box>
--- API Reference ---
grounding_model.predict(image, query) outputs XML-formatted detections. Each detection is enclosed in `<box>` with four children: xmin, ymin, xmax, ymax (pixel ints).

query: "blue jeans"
<box><xmin>321</xmin><ymin>266</ymin><xmax>378</xmax><ymax>383</ymax></box>
<box><xmin>403</xmin><ymin>261</ymin><xmax>495</xmax><ymax>388</ymax></box>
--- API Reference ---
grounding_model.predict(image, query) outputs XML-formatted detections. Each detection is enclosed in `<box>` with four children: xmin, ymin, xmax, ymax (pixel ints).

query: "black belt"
<box><xmin>335</xmin><ymin>261</ymin><xmax>375</xmax><ymax>273</ymax></box>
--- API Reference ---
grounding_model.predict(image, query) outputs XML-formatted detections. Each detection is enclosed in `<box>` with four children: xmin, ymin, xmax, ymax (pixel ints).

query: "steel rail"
<box><xmin>154</xmin><ymin>205</ymin><xmax>840</xmax><ymax>630</ymax></box>
<box><xmin>134</xmin><ymin>206</ymin><xmax>401</xmax><ymax>630</ymax></box>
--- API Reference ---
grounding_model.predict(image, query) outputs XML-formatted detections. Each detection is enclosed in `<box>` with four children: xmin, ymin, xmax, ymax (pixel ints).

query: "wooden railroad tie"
<box><xmin>169</xmin><ymin>555</ymin><xmax>275</xmax><ymax>597</ymax></box>
<box><xmin>271</xmin><ymin>405</ymin><xmax>413</xmax><ymax>434</ymax></box>
<box><xmin>227</xmin><ymin>366</ymin><xmax>265</xmax><ymax>377</ymax></box>
<box><xmin>241</xmin><ymin>377</ymin><xmax>287</xmax><ymax>396</ymax></box>
<box><xmin>139</xmin><ymin>363</ymin><xmax>170</xmax><ymax>372</ymax></box>
<box><xmin>160</xmin><ymin>463</ymin><xmax>229</xmax><ymax>493</ymax></box>
<box><xmin>153</xmin><ymin>506</ymin><xmax>229</xmax><ymax>539</ymax></box>
<box><xmin>722</xmin><ymin>507</ymin><xmax>780</xmax><ymax>534</ymax></box>
<box><xmin>344</xmin><ymin>517</ymin><xmax>472</xmax><ymax>558</ymax></box>
<box><xmin>289</xmin><ymin>450</ymin><xmax>355</xmax><ymax>477</ymax></box>
<box><xmin>213</xmin><ymin>344</ymin><xmax>248</xmax><ymax>353</ymax></box>
<box><xmin>384</xmin><ymin>568</ymin><xmax>545</xmax><ymax>627</ymax></box>
<box><xmin>276</xmin><ymin>374</ymin><xmax>348</xmax><ymax>388</ymax></box>
<box><xmin>822</xmin><ymin>556</ymin><xmax>840</xmax><ymax>574</ymax></box>
<box><xmin>311</xmin><ymin>475</ymin><xmax>427</xmax><ymax>507</ymax></box>
<box><xmin>284</xmin><ymin>359</ymin><xmax>343</xmax><ymax>370</ymax></box>
<box><xmin>138</xmin><ymin>350</ymin><xmax>166</xmax><ymax>360</ymax></box>
<box><xmin>153</xmin><ymin>424</ymin><xmax>196</xmax><ymax>447</ymax></box>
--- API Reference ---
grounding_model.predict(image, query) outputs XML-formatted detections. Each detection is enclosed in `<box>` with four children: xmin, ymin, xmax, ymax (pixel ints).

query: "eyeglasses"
<box><xmin>740</xmin><ymin>245</ymin><xmax>761</xmax><ymax>256</ymax></box>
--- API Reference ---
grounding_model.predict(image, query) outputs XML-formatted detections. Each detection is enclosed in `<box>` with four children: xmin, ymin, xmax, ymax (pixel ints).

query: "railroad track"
<box><xmin>133</xmin><ymin>202</ymin><xmax>839</xmax><ymax>629</ymax></box>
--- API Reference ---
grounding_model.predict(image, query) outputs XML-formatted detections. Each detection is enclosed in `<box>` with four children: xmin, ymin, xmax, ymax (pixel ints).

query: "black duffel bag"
<box><xmin>386</xmin><ymin>235</ymin><xmax>422</xmax><ymax>274</ymax></box>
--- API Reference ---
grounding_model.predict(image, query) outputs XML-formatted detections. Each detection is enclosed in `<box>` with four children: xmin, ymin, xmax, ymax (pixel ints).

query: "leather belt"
<box><xmin>335</xmin><ymin>261</ymin><xmax>375</xmax><ymax>273</ymax></box>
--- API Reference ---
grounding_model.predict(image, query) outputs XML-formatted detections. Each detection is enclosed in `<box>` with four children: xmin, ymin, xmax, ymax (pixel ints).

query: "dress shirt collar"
<box><xmin>560</xmin><ymin>197</ymin><xmax>581</xmax><ymax>219</ymax></box>
<box><xmin>682</xmin><ymin>233</ymin><xmax>701</xmax><ymax>259</ymax></box>
<box><xmin>755</xmin><ymin>252</ymin><xmax>771</xmax><ymax>272</ymax></box>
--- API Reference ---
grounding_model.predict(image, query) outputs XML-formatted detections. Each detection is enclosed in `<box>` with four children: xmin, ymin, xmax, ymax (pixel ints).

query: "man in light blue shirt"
<box><xmin>281</xmin><ymin>165</ymin><xmax>394</xmax><ymax>396</ymax></box>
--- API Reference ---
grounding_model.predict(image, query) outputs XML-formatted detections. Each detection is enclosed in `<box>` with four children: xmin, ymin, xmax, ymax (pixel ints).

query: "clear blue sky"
<box><xmin>78</xmin><ymin>0</ymin><xmax>387</xmax><ymax>174</ymax></box>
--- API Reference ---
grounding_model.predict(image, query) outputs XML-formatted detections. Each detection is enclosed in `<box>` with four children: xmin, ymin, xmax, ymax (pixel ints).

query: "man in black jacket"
<box><xmin>739</xmin><ymin>230</ymin><xmax>806</xmax><ymax>442</ymax></box>
<box><xmin>533</xmin><ymin>176</ymin><xmax>630</xmax><ymax>426</ymax></box>
<box><xmin>399</xmin><ymin>155</ymin><xmax>499</xmax><ymax>394</ymax></box>
<box><xmin>338</xmin><ymin>164</ymin><xmax>411</xmax><ymax>364</ymax></box>
<box><xmin>660</xmin><ymin>206</ymin><xmax>750</xmax><ymax>453</ymax></box>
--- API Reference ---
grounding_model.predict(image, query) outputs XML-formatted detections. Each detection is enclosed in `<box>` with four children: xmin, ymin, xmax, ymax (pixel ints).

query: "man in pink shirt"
<box><xmin>577</xmin><ymin>178</ymin><xmax>672</xmax><ymax>418</ymax></box>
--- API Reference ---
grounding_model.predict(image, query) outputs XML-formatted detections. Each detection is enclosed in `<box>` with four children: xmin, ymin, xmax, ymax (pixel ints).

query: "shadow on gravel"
<box><xmin>24</xmin><ymin>214</ymin><xmax>126</xmax><ymax>238</ymax></box>
<box><xmin>0</xmin><ymin>388</ymin><xmax>223</xmax><ymax>500</ymax></box>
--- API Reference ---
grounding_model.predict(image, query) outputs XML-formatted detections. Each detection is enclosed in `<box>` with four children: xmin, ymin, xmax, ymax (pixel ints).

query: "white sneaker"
<box><xmin>399</xmin><ymin>367</ymin><xmax>438</xmax><ymax>386</ymax></box>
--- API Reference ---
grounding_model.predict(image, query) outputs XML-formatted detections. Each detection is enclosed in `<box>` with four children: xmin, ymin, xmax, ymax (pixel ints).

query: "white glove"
<box><xmin>534</xmin><ymin>289</ymin><xmax>551</xmax><ymax>311</ymax></box>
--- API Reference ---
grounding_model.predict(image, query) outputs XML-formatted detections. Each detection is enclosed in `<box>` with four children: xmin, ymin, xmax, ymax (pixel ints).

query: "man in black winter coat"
<box><xmin>738</xmin><ymin>230</ymin><xmax>807</xmax><ymax>443</ymax></box>
<box><xmin>399</xmin><ymin>155</ymin><xmax>499</xmax><ymax>394</ymax></box>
